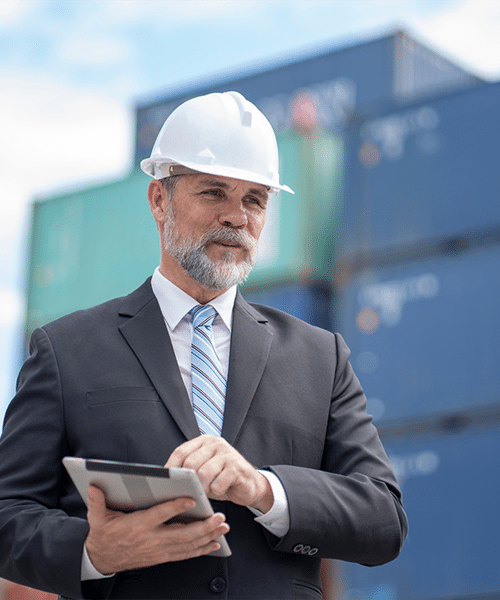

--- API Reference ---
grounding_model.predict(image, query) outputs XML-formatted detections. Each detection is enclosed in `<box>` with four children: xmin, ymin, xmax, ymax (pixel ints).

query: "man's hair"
<box><xmin>160</xmin><ymin>175</ymin><xmax>184</xmax><ymax>201</ymax></box>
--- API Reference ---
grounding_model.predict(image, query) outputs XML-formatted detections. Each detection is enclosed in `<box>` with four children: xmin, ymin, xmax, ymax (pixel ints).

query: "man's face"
<box><xmin>162</xmin><ymin>173</ymin><xmax>268</xmax><ymax>291</ymax></box>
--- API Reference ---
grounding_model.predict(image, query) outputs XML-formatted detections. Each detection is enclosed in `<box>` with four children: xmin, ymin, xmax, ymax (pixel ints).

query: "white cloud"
<box><xmin>107</xmin><ymin>0</ymin><xmax>251</xmax><ymax>23</ymax></box>
<box><xmin>57</xmin><ymin>34</ymin><xmax>132</xmax><ymax>68</ymax></box>
<box><xmin>411</xmin><ymin>0</ymin><xmax>500</xmax><ymax>80</ymax></box>
<box><xmin>0</xmin><ymin>289</ymin><xmax>24</xmax><ymax>328</ymax></box>
<box><xmin>0</xmin><ymin>0</ymin><xmax>33</xmax><ymax>25</ymax></box>
<box><xmin>0</xmin><ymin>71</ymin><xmax>134</xmax><ymax>273</ymax></box>
<box><xmin>0</xmin><ymin>70</ymin><xmax>133</xmax><ymax>192</ymax></box>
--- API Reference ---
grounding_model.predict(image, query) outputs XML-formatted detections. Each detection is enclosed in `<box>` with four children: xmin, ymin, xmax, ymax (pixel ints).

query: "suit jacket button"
<box><xmin>308</xmin><ymin>547</ymin><xmax>318</xmax><ymax>556</ymax></box>
<box><xmin>293</xmin><ymin>544</ymin><xmax>304</xmax><ymax>553</ymax></box>
<box><xmin>210</xmin><ymin>577</ymin><xmax>226</xmax><ymax>593</ymax></box>
<box><xmin>301</xmin><ymin>545</ymin><xmax>311</xmax><ymax>554</ymax></box>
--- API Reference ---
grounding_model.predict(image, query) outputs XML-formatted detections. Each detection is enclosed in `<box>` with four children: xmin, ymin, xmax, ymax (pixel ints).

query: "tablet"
<box><xmin>63</xmin><ymin>457</ymin><xmax>231</xmax><ymax>557</ymax></box>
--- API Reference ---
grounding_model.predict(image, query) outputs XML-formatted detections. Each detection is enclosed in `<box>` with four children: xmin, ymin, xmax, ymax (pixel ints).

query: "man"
<box><xmin>0</xmin><ymin>91</ymin><xmax>407</xmax><ymax>599</ymax></box>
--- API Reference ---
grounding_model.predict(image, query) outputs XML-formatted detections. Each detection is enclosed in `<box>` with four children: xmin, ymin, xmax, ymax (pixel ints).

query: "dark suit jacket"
<box><xmin>0</xmin><ymin>279</ymin><xmax>407</xmax><ymax>599</ymax></box>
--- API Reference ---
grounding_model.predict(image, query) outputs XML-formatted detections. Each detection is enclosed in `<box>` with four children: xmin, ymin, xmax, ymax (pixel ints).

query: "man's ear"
<box><xmin>147</xmin><ymin>180</ymin><xmax>167</xmax><ymax>225</ymax></box>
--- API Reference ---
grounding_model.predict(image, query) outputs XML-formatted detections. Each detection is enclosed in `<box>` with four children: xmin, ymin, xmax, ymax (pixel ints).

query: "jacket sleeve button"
<box><xmin>300</xmin><ymin>545</ymin><xmax>311</xmax><ymax>554</ymax></box>
<box><xmin>308</xmin><ymin>547</ymin><xmax>318</xmax><ymax>556</ymax></box>
<box><xmin>209</xmin><ymin>577</ymin><xmax>226</xmax><ymax>593</ymax></box>
<box><xmin>293</xmin><ymin>544</ymin><xmax>304</xmax><ymax>553</ymax></box>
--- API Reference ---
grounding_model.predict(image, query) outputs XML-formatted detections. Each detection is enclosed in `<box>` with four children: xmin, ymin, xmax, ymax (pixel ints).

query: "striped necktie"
<box><xmin>189</xmin><ymin>304</ymin><xmax>226</xmax><ymax>436</ymax></box>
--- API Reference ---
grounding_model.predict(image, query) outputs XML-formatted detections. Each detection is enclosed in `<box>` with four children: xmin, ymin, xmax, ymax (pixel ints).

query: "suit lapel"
<box><xmin>117</xmin><ymin>280</ymin><xmax>200</xmax><ymax>441</ymax></box>
<box><xmin>222</xmin><ymin>293</ymin><xmax>273</xmax><ymax>445</ymax></box>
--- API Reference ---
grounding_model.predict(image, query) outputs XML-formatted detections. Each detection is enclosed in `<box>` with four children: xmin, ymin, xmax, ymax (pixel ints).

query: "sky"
<box><xmin>1</xmin><ymin>0</ymin><xmax>500</xmax><ymax>418</ymax></box>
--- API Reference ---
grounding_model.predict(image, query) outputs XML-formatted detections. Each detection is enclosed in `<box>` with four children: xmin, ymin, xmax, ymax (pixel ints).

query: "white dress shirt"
<box><xmin>82</xmin><ymin>269</ymin><xmax>289</xmax><ymax>580</ymax></box>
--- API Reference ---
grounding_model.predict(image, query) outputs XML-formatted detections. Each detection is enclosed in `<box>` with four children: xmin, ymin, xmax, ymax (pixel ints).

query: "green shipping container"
<box><xmin>247</xmin><ymin>129</ymin><xmax>344</xmax><ymax>288</ymax></box>
<box><xmin>26</xmin><ymin>171</ymin><xmax>155</xmax><ymax>335</ymax></box>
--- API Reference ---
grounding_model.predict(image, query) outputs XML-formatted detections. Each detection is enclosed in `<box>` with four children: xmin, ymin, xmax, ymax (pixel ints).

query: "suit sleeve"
<box><xmin>0</xmin><ymin>328</ymin><xmax>93</xmax><ymax>599</ymax></box>
<box><xmin>266</xmin><ymin>333</ymin><xmax>408</xmax><ymax>566</ymax></box>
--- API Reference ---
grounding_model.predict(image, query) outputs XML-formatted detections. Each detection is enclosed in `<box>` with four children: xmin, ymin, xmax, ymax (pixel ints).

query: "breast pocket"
<box><xmin>82</xmin><ymin>387</ymin><xmax>171</xmax><ymax>462</ymax></box>
<box><xmin>86</xmin><ymin>386</ymin><xmax>160</xmax><ymax>406</ymax></box>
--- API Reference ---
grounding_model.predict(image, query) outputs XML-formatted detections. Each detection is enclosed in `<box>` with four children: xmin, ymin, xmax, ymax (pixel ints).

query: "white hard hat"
<box><xmin>140</xmin><ymin>91</ymin><xmax>294</xmax><ymax>194</ymax></box>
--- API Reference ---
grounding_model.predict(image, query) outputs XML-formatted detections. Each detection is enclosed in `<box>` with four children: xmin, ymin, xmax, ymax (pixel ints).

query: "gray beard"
<box><xmin>163</xmin><ymin>206</ymin><xmax>257</xmax><ymax>291</ymax></box>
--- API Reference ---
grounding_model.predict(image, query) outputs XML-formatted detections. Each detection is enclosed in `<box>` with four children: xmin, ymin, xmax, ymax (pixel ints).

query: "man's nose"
<box><xmin>218</xmin><ymin>203</ymin><xmax>248</xmax><ymax>228</ymax></box>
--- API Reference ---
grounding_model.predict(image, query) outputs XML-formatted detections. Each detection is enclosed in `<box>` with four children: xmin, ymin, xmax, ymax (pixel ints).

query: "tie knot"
<box><xmin>190</xmin><ymin>304</ymin><xmax>217</xmax><ymax>329</ymax></box>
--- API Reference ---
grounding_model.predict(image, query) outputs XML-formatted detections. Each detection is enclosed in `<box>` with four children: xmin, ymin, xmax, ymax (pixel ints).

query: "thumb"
<box><xmin>87</xmin><ymin>485</ymin><xmax>109</xmax><ymax>521</ymax></box>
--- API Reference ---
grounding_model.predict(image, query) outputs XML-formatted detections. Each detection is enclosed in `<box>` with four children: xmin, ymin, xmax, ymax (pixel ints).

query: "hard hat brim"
<box><xmin>140</xmin><ymin>157</ymin><xmax>294</xmax><ymax>195</ymax></box>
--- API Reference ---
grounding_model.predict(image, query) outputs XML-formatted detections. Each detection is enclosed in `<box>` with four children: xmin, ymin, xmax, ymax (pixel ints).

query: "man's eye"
<box><xmin>204</xmin><ymin>189</ymin><xmax>224</xmax><ymax>198</ymax></box>
<box><xmin>246</xmin><ymin>197</ymin><xmax>265</xmax><ymax>208</ymax></box>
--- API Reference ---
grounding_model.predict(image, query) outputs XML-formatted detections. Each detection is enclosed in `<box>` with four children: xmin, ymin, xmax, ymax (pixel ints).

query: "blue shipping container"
<box><xmin>338</xmin><ymin>426</ymin><xmax>500</xmax><ymax>599</ymax></box>
<box><xmin>245</xmin><ymin>283</ymin><xmax>332</xmax><ymax>331</ymax></box>
<box><xmin>339</xmin><ymin>81</ymin><xmax>500</xmax><ymax>259</ymax></box>
<box><xmin>336</xmin><ymin>243</ymin><xmax>500</xmax><ymax>423</ymax></box>
<box><xmin>134</xmin><ymin>31</ymin><xmax>478</xmax><ymax>167</ymax></box>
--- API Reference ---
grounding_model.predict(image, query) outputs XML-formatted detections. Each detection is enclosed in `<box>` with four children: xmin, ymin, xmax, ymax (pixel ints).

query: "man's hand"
<box><xmin>165</xmin><ymin>436</ymin><xmax>274</xmax><ymax>513</ymax></box>
<box><xmin>85</xmin><ymin>485</ymin><xmax>230</xmax><ymax>575</ymax></box>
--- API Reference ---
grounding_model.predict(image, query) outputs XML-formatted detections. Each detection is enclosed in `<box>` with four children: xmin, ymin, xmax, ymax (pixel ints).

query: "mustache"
<box><xmin>200</xmin><ymin>227</ymin><xmax>255</xmax><ymax>252</ymax></box>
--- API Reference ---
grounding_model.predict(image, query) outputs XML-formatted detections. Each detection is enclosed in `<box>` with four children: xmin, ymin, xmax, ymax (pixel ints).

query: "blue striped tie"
<box><xmin>190</xmin><ymin>305</ymin><xmax>226</xmax><ymax>436</ymax></box>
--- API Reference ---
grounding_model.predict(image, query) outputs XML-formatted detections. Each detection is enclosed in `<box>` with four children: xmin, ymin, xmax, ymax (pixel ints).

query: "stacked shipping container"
<box><xmin>335</xmin><ymin>81</ymin><xmax>500</xmax><ymax>599</ymax></box>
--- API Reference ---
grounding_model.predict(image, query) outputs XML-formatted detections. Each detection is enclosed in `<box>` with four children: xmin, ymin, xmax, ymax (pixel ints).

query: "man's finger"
<box><xmin>87</xmin><ymin>485</ymin><xmax>198</xmax><ymax>530</ymax></box>
<box><xmin>141</xmin><ymin>497</ymin><xmax>197</xmax><ymax>527</ymax></box>
<box><xmin>165</xmin><ymin>435</ymin><xmax>221</xmax><ymax>468</ymax></box>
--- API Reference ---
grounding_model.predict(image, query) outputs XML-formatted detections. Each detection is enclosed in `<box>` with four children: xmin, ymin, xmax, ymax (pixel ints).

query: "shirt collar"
<box><xmin>151</xmin><ymin>267</ymin><xmax>237</xmax><ymax>331</ymax></box>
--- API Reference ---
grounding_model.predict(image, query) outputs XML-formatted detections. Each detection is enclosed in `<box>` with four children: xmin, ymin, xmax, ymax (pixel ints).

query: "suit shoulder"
<box><xmin>244</xmin><ymin>301</ymin><xmax>352</xmax><ymax>371</ymax></box>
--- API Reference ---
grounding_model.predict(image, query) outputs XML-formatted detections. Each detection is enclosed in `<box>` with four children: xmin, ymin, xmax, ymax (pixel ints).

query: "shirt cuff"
<box><xmin>247</xmin><ymin>470</ymin><xmax>290</xmax><ymax>538</ymax></box>
<box><xmin>81</xmin><ymin>544</ymin><xmax>115</xmax><ymax>581</ymax></box>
